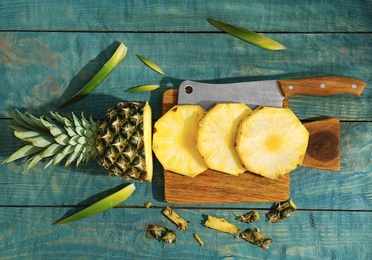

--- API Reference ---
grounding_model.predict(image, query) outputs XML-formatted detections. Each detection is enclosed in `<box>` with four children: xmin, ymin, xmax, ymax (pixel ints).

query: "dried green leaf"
<box><xmin>136</xmin><ymin>54</ymin><xmax>164</xmax><ymax>75</ymax></box>
<box><xmin>125</xmin><ymin>84</ymin><xmax>160</xmax><ymax>92</ymax></box>
<box><xmin>54</xmin><ymin>183</ymin><xmax>135</xmax><ymax>225</ymax></box>
<box><xmin>207</xmin><ymin>19</ymin><xmax>286</xmax><ymax>51</ymax></box>
<box><xmin>60</xmin><ymin>43</ymin><xmax>127</xmax><ymax>108</ymax></box>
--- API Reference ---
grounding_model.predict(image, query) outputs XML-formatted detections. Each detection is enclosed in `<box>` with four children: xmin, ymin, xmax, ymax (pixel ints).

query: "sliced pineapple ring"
<box><xmin>236</xmin><ymin>107</ymin><xmax>309</xmax><ymax>179</ymax></box>
<box><xmin>153</xmin><ymin>105</ymin><xmax>208</xmax><ymax>177</ymax></box>
<box><xmin>197</xmin><ymin>103</ymin><xmax>252</xmax><ymax>175</ymax></box>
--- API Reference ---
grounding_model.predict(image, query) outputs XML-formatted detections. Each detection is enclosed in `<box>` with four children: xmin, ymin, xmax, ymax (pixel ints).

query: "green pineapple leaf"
<box><xmin>136</xmin><ymin>54</ymin><xmax>164</xmax><ymax>75</ymax></box>
<box><xmin>60</xmin><ymin>43</ymin><xmax>127</xmax><ymax>109</ymax></box>
<box><xmin>125</xmin><ymin>84</ymin><xmax>160</xmax><ymax>92</ymax></box>
<box><xmin>207</xmin><ymin>18</ymin><xmax>286</xmax><ymax>51</ymax></box>
<box><xmin>54</xmin><ymin>183</ymin><xmax>136</xmax><ymax>225</ymax></box>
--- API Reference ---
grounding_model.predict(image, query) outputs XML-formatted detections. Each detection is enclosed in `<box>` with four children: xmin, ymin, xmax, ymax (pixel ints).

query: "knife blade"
<box><xmin>177</xmin><ymin>76</ymin><xmax>366</xmax><ymax>109</ymax></box>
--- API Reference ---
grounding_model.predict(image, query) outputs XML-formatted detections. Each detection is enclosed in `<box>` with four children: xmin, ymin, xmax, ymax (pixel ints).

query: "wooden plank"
<box><xmin>0</xmin><ymin>120</ymin><xmax>370</xmax><ymax>209</ymax></box>
<box><xmin>1</xmin><ymin>207</ymin><xmax>372</xmax><ymax>259</ymax></box>
<box><xmin>0</xmin><ymin>0</ymin><xmax>370</xmax><ymax>32</ymax></box>
<box><xmin>0</xmin><ymin>32</ymin><xmax>370</xmax><ymax>121</ymax></box>
<box><xmin>162</xmin><ymin>89</ymin><xmax>340</xmax><ymax>204</ymax></box>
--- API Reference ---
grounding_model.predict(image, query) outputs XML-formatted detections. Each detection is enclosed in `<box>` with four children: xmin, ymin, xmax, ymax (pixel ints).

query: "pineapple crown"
<box><xmin>4</xmin><ymin>110</ymin><xmax>98</xmax><ymax>170</ymax></box>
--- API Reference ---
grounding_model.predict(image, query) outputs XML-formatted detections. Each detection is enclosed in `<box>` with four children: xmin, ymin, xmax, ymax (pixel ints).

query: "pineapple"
<box><xmin>3</xmin><ymin>101</ymin><xmax>153</xmax><ymax>182</ymax></box>
<box><xmin>152</xmin><ymin>105</ymin><xmax>208</xmax><ymax>177</ymax></box>
<box><xmin>197</xmin><ymin>103</ymin><xmax>252</xmax><ymax>175</ymax></box>
<box><xmin>235</xmin><ymin>107</ymin><xmax>309</xmax><ymax>179</ymax></box>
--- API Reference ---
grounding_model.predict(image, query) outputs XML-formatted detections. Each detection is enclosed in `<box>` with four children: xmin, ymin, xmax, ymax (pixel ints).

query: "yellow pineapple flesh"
<box><xmin>235</xmin><ymin>107</ymin><xmax>309</xmax><ymax>179</ymax></box>
<box><xmin>197</xmin><ymin>103</ymin><xmax>252</xmax><ymax>175</ymax></box>
<box><xmin>153</xmin><ymin>105</ymin><xmax>208</xmax><ymax>177</ymax></box>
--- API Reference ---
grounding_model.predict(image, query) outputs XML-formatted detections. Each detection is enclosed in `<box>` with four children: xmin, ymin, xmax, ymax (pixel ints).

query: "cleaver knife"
<box><xmin>177</xmin><ymin>76</ymin><xmax>366</xmax><ymax>109</ymax></box>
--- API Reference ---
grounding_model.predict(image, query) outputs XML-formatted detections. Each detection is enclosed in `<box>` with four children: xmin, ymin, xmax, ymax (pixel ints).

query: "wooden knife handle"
<box><xmin>278</xmin><ymin>76</ymin><xmax>366</xmax><ymax>97</ymax></box>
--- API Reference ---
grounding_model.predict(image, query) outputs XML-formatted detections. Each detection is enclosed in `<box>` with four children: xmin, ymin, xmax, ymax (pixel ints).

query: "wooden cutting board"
<box><xmin>162</xmin><ymin>89</ymin><xmax>340</xmax><ymax>204</ymax></box>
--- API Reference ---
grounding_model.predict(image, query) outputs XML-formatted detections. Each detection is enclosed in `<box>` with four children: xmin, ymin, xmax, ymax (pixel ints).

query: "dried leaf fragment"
<box><xmin>163</xmin><ymin>206</ymin><xmax>189</xmax><ymax>230</ymax></box>
<box><xmin>204</xmin><ymin>215</ymin><xmax>239</xmax><ymax>236</ymax></box>
<box><xmin>207</xmin><ymin>19</ymin><xmax>286</xmax><ymax>51</ymax></box>
<box><xmin>146</xmin><ymin>225</ymin><xmax>176</xmax><ymax>243</ymax></box>
<box><xmin>266</xmin><ymin>199</ymin><xmax>297</xmax><ymax>223</ymax></box>
<box><xmin>240</xmin><ymin>228</ymin><xmax>273</xmax><ymax>249</ymax></box>
<box><xmin>235</xmin><ymin>211</ymin><xmax>260</xmax><ymax>223</ymax></box>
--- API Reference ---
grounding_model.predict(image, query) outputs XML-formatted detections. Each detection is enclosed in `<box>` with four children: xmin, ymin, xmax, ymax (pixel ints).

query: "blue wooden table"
<box><xmin>1</xmin><ymin>1</ymin><xmax>371</xmax><ymax>259</ymax></box>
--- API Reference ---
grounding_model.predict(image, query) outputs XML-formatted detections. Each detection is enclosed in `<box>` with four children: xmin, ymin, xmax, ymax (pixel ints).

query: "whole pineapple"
<box><xmin>3</xmin><ymin>101</ymin><xmax>153</xmax><ymax>182</ymax></box>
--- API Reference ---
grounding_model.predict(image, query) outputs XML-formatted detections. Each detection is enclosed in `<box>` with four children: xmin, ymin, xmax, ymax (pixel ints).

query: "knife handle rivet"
<box><xmin>352</xmin><ymin>84</ymin><xmax>357</xmax><ymax>89</ymax></box>
<box><xmin>320</xmin><ymin>83</ymin><xmax>326</xmax><ymax>89</ymax></box>
<box><xmin>288</xmin><ymin>85</ymin><xmax>294</xmax><ymax>90</ymax></box>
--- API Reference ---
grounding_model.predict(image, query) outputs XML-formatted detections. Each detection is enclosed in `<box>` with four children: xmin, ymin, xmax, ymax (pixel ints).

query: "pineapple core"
<box><xmin>236</xmin><ymin>107</ymin><xmax>309</xmax><ymax>179</ymax></box>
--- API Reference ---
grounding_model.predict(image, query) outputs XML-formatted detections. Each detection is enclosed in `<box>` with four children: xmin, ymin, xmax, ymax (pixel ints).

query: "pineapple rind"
<box><xmin>95</xmin><ymin>101</ymin><xmax>153</xmax><ymax>182</ymax></box>
<box><xmin>236</xmin><ymin>107</ymin><xmax>309</xmax><ymax>179</ymax></box>
<box><xmin>153</xmin><ymin>105</ymin><xmax>208</xmax><ymax>177</ymax></box>
<box><xmin>197</xmin><ymin>103</ymin><xmax>252</xmax><ymax>175</ymax></box>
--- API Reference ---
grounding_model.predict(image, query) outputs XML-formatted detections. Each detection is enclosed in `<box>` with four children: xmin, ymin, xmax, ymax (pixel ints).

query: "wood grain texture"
<box><xmin>2</xmin><ymin>207</ymin><xmax>372</xmax><ymax>259</ymax></box>
<box><xmin>279</xmin><ymin>76</ymin><xmax>366</xmax><ymax>97</ymax></box>
<box><xmin>302</xmin><ymin>118</ymin><xmax>340</xmax><ymax>171</ymax></box>
<box><xmin>0</xmin><ymin>0</ymin><xmax>370</xmax><ymax>258</ymax></box>
<box><xmin>162</xmin><ymin>89</ymin><xmax>340</xmax><ymax>204</ymax></box>
<box><xmin>0</xmin><ymin>120</ymin><xmax>370</xmax><ymax>209</ymax></box>
<box><xmin>0</xmin><ymin>0</ymin><xmax>370</xmax><ymax>32</ymax></box>
<box><xmin>0</xmin><ymin>33</ymin><xmax>370</xmax><ymax>120</ymax></box>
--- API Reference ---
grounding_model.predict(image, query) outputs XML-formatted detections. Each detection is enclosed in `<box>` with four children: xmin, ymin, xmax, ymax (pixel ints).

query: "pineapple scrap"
<box><xmin>163</xmin><ymin>207</ymin><xmax>189</xmax><ymax>230</ymax></box>
<box><xmin>204</xmin><ymin>215</ymin><xmax>240</xmax><ymax>236</ymax></box>
<box><xmin>193</xmin><ymin>233</ymin><xmax>204</xmax><ymax>247</ymax></box>
<box><xmin>235</xmin><ymin>211</ymin><xmax>260</xmax><ymax>223</ymax></box>
<box><xmin>266</xmin><ymin>199</ymin><xmax>297</xmax><ymax>223</ymax></box>
<box><xmin>240</xmin><ymin>228</ymin><xmax>273</xmax><ymax>249</ymax></box>
<box><xmin>146</xmin><ymin>225</ymin><xmax>176</xmax><ymax>244</ymax></box>
<box><xmin>144</xmin><ymin>201</ymin><xmax>152</xmax><ymax>208</ymax></box>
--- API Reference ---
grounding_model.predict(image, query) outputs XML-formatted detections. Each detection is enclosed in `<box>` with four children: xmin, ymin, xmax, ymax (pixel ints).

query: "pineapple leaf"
<box><xmin>60</xmin><ymin>43</ymin><xmax>127</xmax><ymax>108</ymax></box>
<box><xmin>3</xmin><ymin>145</ymin><xmax>43</xmax><ymax>163</ymax></box>
<box><xmin>136</xmin><ymin>54</ymin><xmax>164</xmax><ymax>75</ymax></box>
<box><xmin>125</xmin><ymin>84</ymin><xmax>160</xmax><ymax>92</ymax></box>
<box><xmin>54</xmin><ymin>183</ymin><xmax>136</xmax><ymax>225</ymax></box>
<box><xmin>207</xmin><ymin>19</ymin><xmax>286</xmax><ymax>51</ymax></box>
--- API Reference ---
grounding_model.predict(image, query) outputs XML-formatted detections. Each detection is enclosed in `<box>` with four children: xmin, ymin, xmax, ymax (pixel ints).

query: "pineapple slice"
<box><xmin>236</xmin><ymin>107</ymin><xmax>309</xmax><ymax>179</ymax></box>
<box><xmin>197</xmin><ymin>103</ymin><xmax>252</xmax><ymax>175</ymax></box>
<box><xmin>153</xmin><ymin>105</ymin><xmax>208</xmax><ymax>177</ymax></box>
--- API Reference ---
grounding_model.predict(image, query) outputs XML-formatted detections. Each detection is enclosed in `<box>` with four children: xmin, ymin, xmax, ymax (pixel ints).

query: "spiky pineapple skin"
<box><xmin>95</xmin><ymin>101</ymin><xmax>152</xmax><ymax>182</ymax></box>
